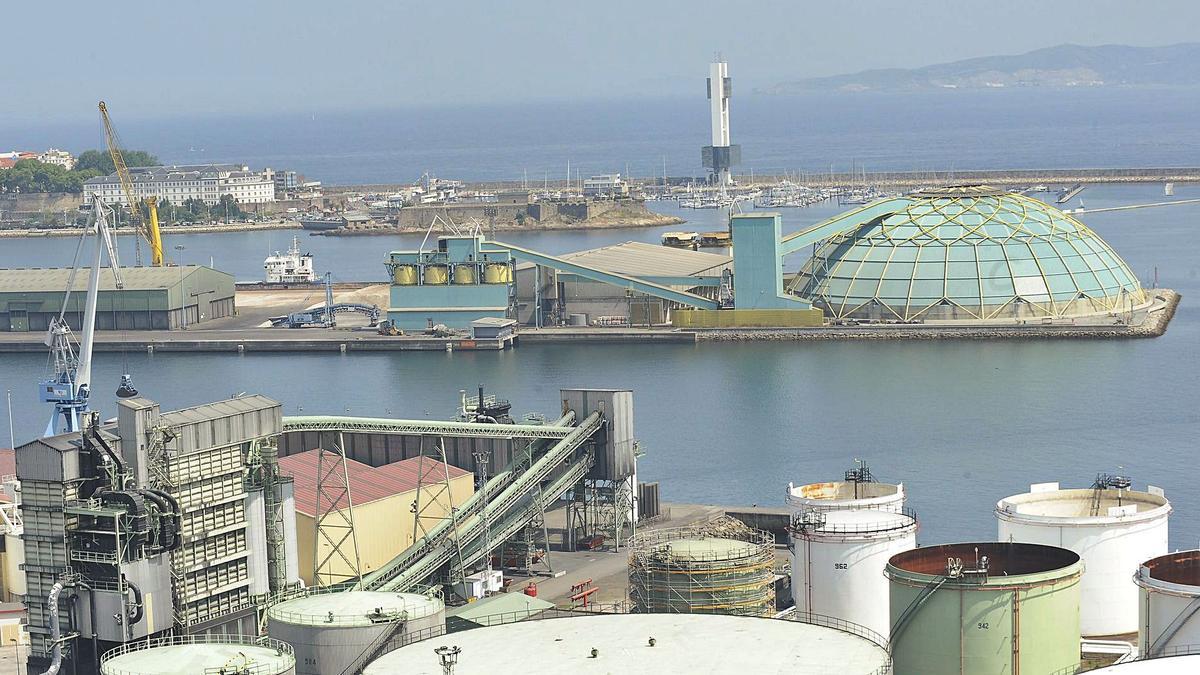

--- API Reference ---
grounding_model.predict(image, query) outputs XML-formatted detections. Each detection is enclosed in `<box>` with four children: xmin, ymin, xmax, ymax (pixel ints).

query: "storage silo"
<box><xmin>266</xmin><ymin>589</ymin><xmax>446</xmax><ymax>675</ymax></box>
<box><xmin>791</xmin><ymin>507</ymin><xmax>918</xmax><ymax>639</ymax></box>
<box><xmin>629</xmin><ymin>521</ymin><xmax>775</xmax><ymax>616</ymax></box>
<box><xmin>364</xmin><ymin>613</ymin><xmax>891</xmax><ymax>674</ymax></box>
<box><xmin>1135</xmin><ymin>550</ymin><xmax>1200</xmax><ymax>657</ymax></box>
<box><xmin>100</xmin><ymin>635</ymin><xmax>295</xmax><ymax>675</ymax></box>
<box><xmin>886</xmin><ymin>542</ymin><xmax>1082</xmax><ymax>675</ymax></box>
<box><xmin>786</xmin><ymin>465</ymin><xmax>905</xmax><ymax>514</ymax></box>
<box><xmin>996</xmin><ymin>480</ymin><xmax>1170</xmax><ymax>636</ymax></box>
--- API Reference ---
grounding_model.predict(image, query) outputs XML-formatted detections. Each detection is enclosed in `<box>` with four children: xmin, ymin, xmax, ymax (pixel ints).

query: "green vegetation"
<box><xmin>0</xmin><ymin>149</ymin><xmax>158</xmax><ymax>195</ymax></box>
<box><xmin>74</xmin><ymin>149</ymin><xmax>158</xmax><ymax>175</ymax></box>
<box><xmin>0</xmin><ymin>159</ymin><xmax>99</xmax><ymax>194</ymax></box>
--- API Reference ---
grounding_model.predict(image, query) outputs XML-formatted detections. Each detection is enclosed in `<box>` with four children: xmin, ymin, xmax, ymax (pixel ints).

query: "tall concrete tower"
<box><xmin>702</xmin><ymin>58</ymin><xmax>740</xmax><ymax>186</ymax></box>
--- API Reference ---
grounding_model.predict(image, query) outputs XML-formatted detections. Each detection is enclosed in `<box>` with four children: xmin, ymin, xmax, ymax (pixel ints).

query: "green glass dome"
<box><xmin>792</xmin><ymin>186</ymin><xmax>1146</xmax><ymax>321</ymax></box>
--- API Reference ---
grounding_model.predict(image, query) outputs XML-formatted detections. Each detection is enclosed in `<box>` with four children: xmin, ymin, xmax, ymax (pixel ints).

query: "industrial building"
<box><xmin>996</xmin><ymin>480</ymin><xmax>1171</xmax><ymax>637</ymax></box>
<box><xmin>385</xmin><ymin>235</ymin><xmax>515</xmax><ymax>330</ymax></box>
<box><xmin>15</xmin><ymin>394</ymin><xmax>299</xmax><ymax>674</ymax></box>
<box><xmin>363</xmin><ymin>613</ymin><xmax>891</xmax><ymax>674</ymax></box>
<box><xmin>515</xmin><ymin>241</ymin><xmax>730</xmax><ymax>326</ymax></box>
<box><xmin>278</xmin><ymin>450</ymin><xmax>474</xmax><ymax>586</ymax></box>
<box><xmin>0</xmin><ymin>266</ymin><xmax>235</xmax><ymax>331</ymax></box>
<box><xmin>886</xmin><ymin>542</ymin><xmax>1083</xmax><ymax>675</ymax></box>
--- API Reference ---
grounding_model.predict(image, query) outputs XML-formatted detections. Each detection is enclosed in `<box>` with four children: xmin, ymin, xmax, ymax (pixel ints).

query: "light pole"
<box><xmin>174</xmin><ymin>244</ymin><xmax>187</xmax><ymax>329</ymax></box>
<box><xmin>435</xmin><ymin>645</ymin><xmax>461</xmax><ymax>675</ymax></box>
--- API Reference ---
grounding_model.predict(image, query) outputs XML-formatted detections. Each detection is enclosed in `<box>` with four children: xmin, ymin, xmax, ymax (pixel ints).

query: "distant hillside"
<box><xmin>761</xmin><ymin>43</ymin><xmax>1200</xmax><ymax>93</ymax></box>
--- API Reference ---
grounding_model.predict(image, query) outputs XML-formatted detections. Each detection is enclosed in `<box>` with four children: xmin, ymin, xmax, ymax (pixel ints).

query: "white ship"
<box><xmin>264</xmin><ymin>236</ymin><xmax>316</xmax><ymax>283</ymax></box>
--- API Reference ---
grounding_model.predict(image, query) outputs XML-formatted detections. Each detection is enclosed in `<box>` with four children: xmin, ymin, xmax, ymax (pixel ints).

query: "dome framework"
<box><xmin>791</xmin><ymin>186</ymin><xmax>1147</xmax><ymax>322</ymax></box>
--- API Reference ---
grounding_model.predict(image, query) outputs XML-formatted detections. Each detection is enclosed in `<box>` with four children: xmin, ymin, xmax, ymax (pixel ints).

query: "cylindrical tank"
<box><xmin>996</xmin><ymin>482</ymin><xmax>1170</xmax><ymax>636</ymax></box>
<box><xmin>1090</xmin><ymin>655</ymin><xmax>1200</xmax><ymax>673</ymax></box>
<box><xmin>787</xmin><ymin>478</ymin><xmax>905</xmax><ymax>513</ymax></box>
<box><xmin>629</xmin><ymin>524</ymin><xmax>775</xmax><ymax>616</ymax></box>
<box><xmin>483</xmin><ymin>263</ymin><xmax>512</xmax><ymax>284</ymax></box>
<box><xmin>886</xmin><ymin>542</ymin><xmax>1082</xmax><ymax>675</ymax></box>
<box><xmin>1135</xmin><ymin>550</ymin><xmax>1200</xmax><ymax>657</ymax></box>
<box><xmin>364</xmin><ymin>613</ymin><xmax>891</xmax><ymax>675</ymax></box>
<box><xmin>100</xmin><ymin>635</ymin><xmax>295</xmax><ymax>675</ymax></box>
<box><xmin>267</xmin><ymin>589</ymin><xmax>446</xmax><ymax>675</ymax></box>
<box><xmin>453</xmin><ymin>264</ymin><xmax>476</xmax><ymax>284</ymax></box>
<box><xmin>791</xmin><ymin>507</ymin><xmax>918</xmax><ymax>639</ymax></box>
<box><xmin>392</xmin><ymin>265</ymin><xmax>418</xmax><ymax>285</ymax></box>
<box><xmin>422</xmin><ymin>264</ymin><xmax>449</xmax><ymax>285</ymax></box>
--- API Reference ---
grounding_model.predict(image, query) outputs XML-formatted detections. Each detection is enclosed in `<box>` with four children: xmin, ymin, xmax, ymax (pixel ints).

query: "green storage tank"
<box><xmin>886</xmin><ymin>542</ymin><xmax>1082</xmax><ymax>675</ymax></box>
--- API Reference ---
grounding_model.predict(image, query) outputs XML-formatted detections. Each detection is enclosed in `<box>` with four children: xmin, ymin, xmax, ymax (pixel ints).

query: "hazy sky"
<box><xmin>5</xmin><ymin>0</ymin><xmax>1199</xmax><ymax>122</ymax></box>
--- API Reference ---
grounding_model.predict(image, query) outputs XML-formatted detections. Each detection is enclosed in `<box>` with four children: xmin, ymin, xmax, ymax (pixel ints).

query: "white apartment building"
<box><xmin>583</xmin><ymin>173</ymin><xmax>629</xmax><ymax>198</ymax></box>
<box><xmin>37</xmin><ymin>148</ymin><xmax>75</xmax><ymax>170</ymax></box>
<box><xmin>82</xmin><ymin>164</ymin><xmax>275</xmax><ymax>206</ymax></box>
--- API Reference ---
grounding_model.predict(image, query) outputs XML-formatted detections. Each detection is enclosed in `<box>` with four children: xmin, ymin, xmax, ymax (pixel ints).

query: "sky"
<box><xmin>4</xmin><ymin>0</ymin><xmax>1200</xmax><ymax>123</ymax></box>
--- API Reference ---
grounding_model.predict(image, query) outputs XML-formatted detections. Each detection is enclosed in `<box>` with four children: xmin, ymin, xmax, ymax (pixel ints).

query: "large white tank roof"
<box><xmin>794</xmin><ymin>507</ymin><xmax>916</xmax><ymax>539</ymax></box>
<box><xmin>1090</xmin><ymin>655</ymin><xmax>1200</xmax><ymax>673</ymax></box>
<box><xmin>266</xmin><ymin>590</ymin><xmax>444</xmax><ymax>627</ymax></box>
<box><xmin>364</xmin><ymin>613</ymin><xmax>889</xmax><ymax>674</ymax></box>
<box><xmin>996</xmin><ymin>483</ymin><xmax>1170</xmax><ymax>526</ymax></box>
<box><xmin>100</xmin><ymin>636</ymin><xmax>295</xmax><ymax>675</ymax></box>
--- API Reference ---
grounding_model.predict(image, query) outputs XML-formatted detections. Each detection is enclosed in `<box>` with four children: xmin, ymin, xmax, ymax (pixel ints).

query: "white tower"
<box><xmin>702</xmin><ymin>58</ymin><xmax>740</xmax><ymax>187</ymax></box>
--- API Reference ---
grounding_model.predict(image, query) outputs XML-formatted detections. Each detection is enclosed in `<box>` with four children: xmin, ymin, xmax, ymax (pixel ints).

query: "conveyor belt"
<box><xmin>362</xmin><ymin>411</ymin><xmax>604</xmax><ymax>592</ymax></box>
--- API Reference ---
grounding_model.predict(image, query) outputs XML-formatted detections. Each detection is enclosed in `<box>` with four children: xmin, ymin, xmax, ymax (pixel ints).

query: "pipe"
<box><xmin>40</xmin><ymin>581</ymin><xmax>64</xmax><ymax>675</ymax></box>
<box><xmin>72</xmin><ymin>580</ymin><xmax>99</xmax><ymax>670</ymax></box>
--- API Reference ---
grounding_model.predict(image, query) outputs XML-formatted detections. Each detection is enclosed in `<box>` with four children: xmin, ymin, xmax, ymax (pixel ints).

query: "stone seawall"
<box><xmin>694</xmin><ymin>290</ymin><xmax>1180</xmax><ymax>341</ymax></box>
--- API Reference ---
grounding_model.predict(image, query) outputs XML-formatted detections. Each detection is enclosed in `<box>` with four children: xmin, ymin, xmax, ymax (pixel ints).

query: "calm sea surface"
<box><xmin>1</xmin><ymin>90</ymin><xmax>1199</xmax><ymax>548</ymax></box>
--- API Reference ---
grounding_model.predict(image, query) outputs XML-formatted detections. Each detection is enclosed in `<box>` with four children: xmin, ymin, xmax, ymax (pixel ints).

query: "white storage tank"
<box><xmin>267</xmin><ymin>589</ymin><xmax>446</xmax><ymax>675</ymax></box>
<box><xmin>100</xmin><ymin>635</ymin><xmax>295</xmax><ymax>675</ymax></box>
<box><xmin>787</xmin><ymin>465</ymin><xmax>904</xmax><ymax>514</ymax></box>
<box><xmin>996</xmin><ymin>480</ymin><xmax>1171</xmax><ymax>637</ymax></box>
<box><xmin>1135</xmin><ymin>549</ymin><xmax>1200</xmax><ymax>657</ymax></box>
<box><xmin>791</xmin><ymin>507</ymin><xmax>918</xmax><ymax>639</ymax></box>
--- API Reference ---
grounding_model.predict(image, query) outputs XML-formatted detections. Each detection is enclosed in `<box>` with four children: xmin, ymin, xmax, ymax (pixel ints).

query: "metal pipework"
<box><xmin>40</xmin><ymin>581</ymin><xmax>65</xmax><ymax>675</ymax></box>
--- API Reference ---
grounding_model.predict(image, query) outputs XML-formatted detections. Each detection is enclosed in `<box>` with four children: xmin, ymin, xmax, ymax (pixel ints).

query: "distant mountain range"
<box><xmin>760</xmin><ymin>43</ymin><xmax>1200</xmax><ymax>93</ymax></box>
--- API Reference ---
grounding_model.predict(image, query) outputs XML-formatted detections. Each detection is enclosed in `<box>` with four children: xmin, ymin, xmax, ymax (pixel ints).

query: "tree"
<box><xmin>0</xmin><ymin>159</ymin><xmax>87</xmax><ymax>194</ymax></box>
<box><xmin>73</xmin><ymin>149</ymin><xmax>159</xmax><ymax>175</ymax></box>
<box><xmin>216</xmin><ymin>194</ymin><xmax>244</xmax><ymax>221</ymax></box>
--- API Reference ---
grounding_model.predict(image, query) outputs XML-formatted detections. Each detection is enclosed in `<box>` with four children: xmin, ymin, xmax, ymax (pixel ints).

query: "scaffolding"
<box><xmin>629</xmin><ymin>518</ymin><xmax>775</xmax><ymax>616</ymax></box>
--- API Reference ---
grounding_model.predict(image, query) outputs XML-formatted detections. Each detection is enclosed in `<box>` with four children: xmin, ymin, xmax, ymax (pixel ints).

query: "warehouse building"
<box><xmin>0</xmin><ymin>266</ymin><xmax>235</xmax><ymax>331</ymax></box>
<box><xmin>515</xmin><ymin>241</ymin><xmax>731</xmax><ymax>326</ymax></box>
<box><xmin>279</xmin><ymin>450</ymin><xmax>474</xmax><ymax>586</ymax></box>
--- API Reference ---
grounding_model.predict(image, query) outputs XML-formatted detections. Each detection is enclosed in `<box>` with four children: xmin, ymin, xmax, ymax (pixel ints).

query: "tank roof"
<box><xmin>888</xmin><ymin>542</ymin><xmax>1081</xmax><ymax>582</ymax></box>
<box><xmin>101</xmin><ymin>637</ymin><xmax>294</xmax><ymax>675</ymax></box>
<box><xmin>647</xmin><ymin>537</ymin><xmax>760</xmax><ymax>560</ymax></box>
<box><xmin>787</xmin><ymin>480</ymin><xmax>903</xmax><ymax>504</ymax></box>
<box><xmin>363</xmin><ymin>613</ymin><xmax>889</xmax><ymax>674</ymax></box>
<box><xmin>1090</xmin><ymin>655</ymin><xmax>1200</xmax><ymax>673</ymax></box>
<box><xmin>997</xmin><ymin>486</ymin><xmax>1170</xmax><ymax>526</ymax></box>
<box><xmin>801</xmin><ymin>508</ymin><xmax>917</xmax><ymax>536</ymax></box>
<box><xmin>267</xmin><ymin>590</ymin><xmax>443</xmax><ymax>627</ymax></box>
<box><xmin>1138</xmin><ymin>550</ymin><xmax>1200</xmax><ymax>588</ymax></box>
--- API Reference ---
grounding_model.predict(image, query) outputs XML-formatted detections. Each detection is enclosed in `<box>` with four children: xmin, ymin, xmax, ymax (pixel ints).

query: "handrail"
<box><xmin>281</xmin><ymin>415</ymin><xmax>576</xmax><ymax>439</ymax></box>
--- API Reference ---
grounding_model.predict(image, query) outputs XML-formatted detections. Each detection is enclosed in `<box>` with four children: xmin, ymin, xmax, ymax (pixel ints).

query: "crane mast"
<box><xmin>39</xmin><ymin>198</ymin><xmax>125</xmax><ymax>436</ymax></box>
<box><xmin>99</xmin><ymin>100</ymin><xmax>164</xmax><ymax>266</ymax></box>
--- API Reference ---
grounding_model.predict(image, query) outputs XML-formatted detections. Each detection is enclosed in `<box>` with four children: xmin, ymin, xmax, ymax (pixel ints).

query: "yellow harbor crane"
<box><xmin>99</xmin><ymin>101</ymin><xmax>164</xmax><ymax>266</ymax></box>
